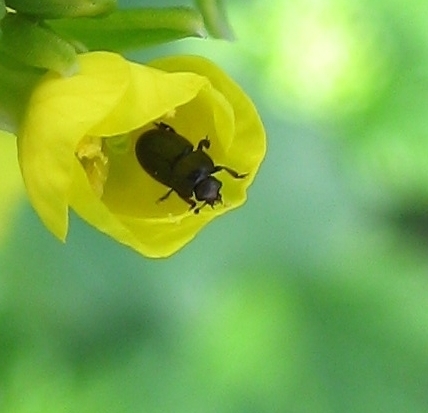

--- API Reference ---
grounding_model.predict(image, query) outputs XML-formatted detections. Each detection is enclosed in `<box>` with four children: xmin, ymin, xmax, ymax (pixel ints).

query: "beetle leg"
<box><xmin>157</xmin><ymin>188</ymin><xmax>174</xmax><ymax>203</ymax></box>
<box><xmin>158</xmin><ymin>189</ymin><xmax>199</xmax><ymax>213</ymax></box>
<box><xmin>197</xmin><ymin>137</ymin><xmax>210</xmax><ymax>151</ymax></box>
<box><xmin>213</xmin><ymin>165</ymin><xmax>248</xmax><ymax>179</ymax></box>
<box><xmin>194</xmin><ymin>202</ymin><xmax>208</xmax><ymax>214</ymax></box>
<box><xmin>173</xmin><ymin>193</ymin><xmax>198</xmax><ymax>211</ymax></box>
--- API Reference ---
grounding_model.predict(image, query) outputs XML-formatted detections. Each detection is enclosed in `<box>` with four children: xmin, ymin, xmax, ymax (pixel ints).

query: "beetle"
<box><xmin>135</xmin><ymin>122</ymin><xmax>247</xmax><ymax>214</ymax></box>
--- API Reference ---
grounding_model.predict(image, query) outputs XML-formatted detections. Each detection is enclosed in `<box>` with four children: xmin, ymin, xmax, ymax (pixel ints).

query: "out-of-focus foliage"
<box><xmin>2</xmin><ymin>0</ymin><xmax>428</xmax><ymax>412</ymax></box>
<box><xmin>0</xmin><ymin>132</ymin><xmax>24</xmax><ymax>246</ymax></box>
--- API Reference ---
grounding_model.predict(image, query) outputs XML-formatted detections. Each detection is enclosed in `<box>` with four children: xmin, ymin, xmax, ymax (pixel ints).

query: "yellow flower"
<box><xmin>18</xmin><ymin>52</ymin><xmax>266</xmax><ymax>257</ymax></box>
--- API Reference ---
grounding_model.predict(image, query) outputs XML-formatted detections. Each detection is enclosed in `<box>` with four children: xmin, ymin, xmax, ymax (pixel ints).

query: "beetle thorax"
<box><xmin>194</xmin><ymin>177</ymin><xmax>222</xmax><ymax>205</ymax></box>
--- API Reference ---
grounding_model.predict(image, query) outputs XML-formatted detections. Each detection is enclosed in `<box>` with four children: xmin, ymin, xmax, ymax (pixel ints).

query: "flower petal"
<box><xmin>18</xmin><ymin>52</ymin><xmax>131</xmax><ymax>239</ymax></box>
<box><xmin>90</xmin><ymin>61</ymin><xmax>210</xmax><ymax>136</ymax></box>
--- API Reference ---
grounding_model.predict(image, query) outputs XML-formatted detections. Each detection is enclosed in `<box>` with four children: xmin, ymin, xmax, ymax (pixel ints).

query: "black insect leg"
<box><xmin>175</xmin><ymin>195</ymin><xmax>197</xmax><ymax>212</ymax></box>
<box><xmin>194</xmin><ymin>202</ymin><xmax>208</xmax><ymax>214</ymax></box>
<box><xmin>158</xmin><ymin>189</ymin><xmax>200</xmax><ymax>213</ymax></box>
<box><xmin>213</xmin><ymin>165</ymin><xmax>248</xmax><ymax>179</ymax></box>
<box><xmin>157</xmin><ymin>188</ymin><xmax>174</xmax><ymax>203</ymax></box>
<box><xmin>197</xmin><ymin>137</ymin><xmax>210</xmax><ymax>151</ymax></box>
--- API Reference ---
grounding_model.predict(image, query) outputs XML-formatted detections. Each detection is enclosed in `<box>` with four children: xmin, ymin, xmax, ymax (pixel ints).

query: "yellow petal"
<box><xmin>89</xmin><ymin>61</ymin><xmax>209</xmax><ymax>136</ymax></box>
<box><xmin>18</xmin><ymin>52</ymin><xmax>131</xmax><ymax>239</ymax></box>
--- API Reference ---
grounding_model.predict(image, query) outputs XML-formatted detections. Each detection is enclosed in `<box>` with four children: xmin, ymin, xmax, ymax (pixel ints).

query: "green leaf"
<box><xmin>195</xmin><ymin>0</ymin><xmax>234</xmax><ymax>40</ymax></box>
<box><xmin>48</xmin><ymin>7</ymin><xmax>207</xmax><ymax>52</ymax></box>
<box><xmin>5</xmin><ymin>0</ymin><xmax>116</xmax><ymax>19</ymax></box>
<box><xmin>0</xmin><ymin>14</ymin><xmax>78</xmax><ymax>75</ymax></box>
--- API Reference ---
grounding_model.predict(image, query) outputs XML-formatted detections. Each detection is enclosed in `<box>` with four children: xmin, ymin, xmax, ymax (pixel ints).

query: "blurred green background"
<box><xmin>2</xmin><ymin>0</ymin><xmax>428</xmax><ymax>412</ymax></box>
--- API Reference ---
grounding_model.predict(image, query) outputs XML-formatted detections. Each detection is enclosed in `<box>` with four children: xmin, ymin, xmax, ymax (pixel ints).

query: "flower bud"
<box><xmin>0</xmin><ymin>14</ymin><xmax>77</xmax><ymax>75</ymax></box>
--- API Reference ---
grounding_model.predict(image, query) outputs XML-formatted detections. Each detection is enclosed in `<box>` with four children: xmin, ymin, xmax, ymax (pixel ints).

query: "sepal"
<box><xmin>48</xmin><ymin>7</ymin><xmax>207</xmax><ymax>52</ymax></box>
<box><xmin>0</xmin><ymin>14</ymin><xmax>78</xmax><ymax>75</ymax></box>
<box><xmin>6</xmin><ymin>0</ymin><xmax>116</xmax><ymax>19</ymax></box>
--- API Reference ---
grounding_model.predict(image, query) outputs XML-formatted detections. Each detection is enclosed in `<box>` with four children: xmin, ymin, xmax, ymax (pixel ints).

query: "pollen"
<box><xmin>75</xmin><ymin>136</ymin><xmax>109</xmax><ymax>198</ymax></box>
<box><xmin>163</xmin><ymin>108</ymin><xmax>177</xmax><ymax>119</ymax></box>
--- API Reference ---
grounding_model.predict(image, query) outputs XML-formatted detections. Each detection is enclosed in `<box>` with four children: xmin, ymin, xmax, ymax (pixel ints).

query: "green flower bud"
<box><xmin>48</xmin><ymin>7</ymin><xmax>207</xmax><ymax>52</ymax></box>
<box><xmin>0</xmin><ymin>14</ymin><xmax>77</xmax><ymax>75</ymax></box>
<box><xmin>6</xmin><ymin>0</ymin><xmax>116</xmax><ymax>19</ymax></box>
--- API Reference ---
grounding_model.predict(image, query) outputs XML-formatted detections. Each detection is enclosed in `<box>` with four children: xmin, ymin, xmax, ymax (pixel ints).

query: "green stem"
<box><xmin>195</xmin><ymin>0</ymin><xmax>234</xmax><ymax>40</ymax></box>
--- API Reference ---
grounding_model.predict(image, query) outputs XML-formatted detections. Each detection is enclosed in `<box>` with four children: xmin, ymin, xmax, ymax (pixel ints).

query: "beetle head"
<box><xmin>194</xmin><ymin>177</ymin><xmax>223</xmax><ymax>207</ymax></box>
